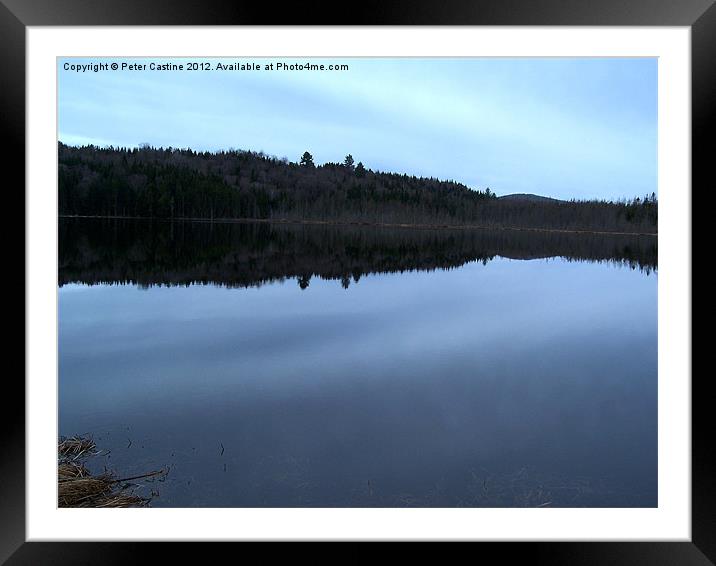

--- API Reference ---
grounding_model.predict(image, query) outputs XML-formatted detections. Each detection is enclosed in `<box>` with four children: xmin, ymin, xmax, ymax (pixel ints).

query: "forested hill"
<box><xmin>58</xmin><ymin>143</ymin><xmax>658</xmax><ymax>233</ymax></box>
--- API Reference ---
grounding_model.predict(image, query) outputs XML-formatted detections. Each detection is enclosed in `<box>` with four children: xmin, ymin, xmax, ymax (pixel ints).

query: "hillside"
<box><xmin>58</xmin><ymin>143</ymin><xmax>658</xmax><ymax>233</ymax></box>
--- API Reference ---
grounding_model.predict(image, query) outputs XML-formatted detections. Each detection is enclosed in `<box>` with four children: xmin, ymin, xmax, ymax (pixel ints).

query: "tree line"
<box><xmin>58</xmin><ymin>143</ymin><xmax>658</xmax><ymax>233</ymax></box>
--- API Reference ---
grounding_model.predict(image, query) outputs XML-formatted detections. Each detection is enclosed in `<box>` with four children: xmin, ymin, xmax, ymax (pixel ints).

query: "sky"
<box><xmin>58</xmin><ymin>57</ymin><xmax>657</xmax><ymax>201</ymax></box>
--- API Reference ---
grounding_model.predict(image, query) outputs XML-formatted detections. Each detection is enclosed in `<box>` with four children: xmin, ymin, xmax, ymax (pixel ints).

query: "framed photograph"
<box><xmin>7</xmin><ymin>0</ymin><xmax>709</xmax><ymax>561</ymax></box>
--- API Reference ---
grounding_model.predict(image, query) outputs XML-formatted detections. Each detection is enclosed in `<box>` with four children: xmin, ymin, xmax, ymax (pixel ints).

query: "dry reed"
<box><xmin>58</xmin><ymin>435</ymin><xmax>165</xmax><ymax>508</ymax></box>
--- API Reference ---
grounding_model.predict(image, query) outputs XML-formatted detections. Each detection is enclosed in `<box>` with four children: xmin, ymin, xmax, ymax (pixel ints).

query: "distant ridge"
<box><xmin>498</xmin><ymin>193</ymin><xmax>562</xmax><ymax>203</ymax></box>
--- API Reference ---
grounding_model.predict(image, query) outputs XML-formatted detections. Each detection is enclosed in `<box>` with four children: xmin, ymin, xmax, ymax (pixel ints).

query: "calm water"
<box><xmin>59</xmin><ymin>219</ymin><xmax>657</xmax><ymax>507</ymax></box>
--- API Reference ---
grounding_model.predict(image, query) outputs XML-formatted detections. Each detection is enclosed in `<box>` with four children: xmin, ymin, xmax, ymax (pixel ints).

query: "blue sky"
<box><xmin>58</xmin><ymin>57</ymin><xmax>656</xmax><ymax>201</ymax></box>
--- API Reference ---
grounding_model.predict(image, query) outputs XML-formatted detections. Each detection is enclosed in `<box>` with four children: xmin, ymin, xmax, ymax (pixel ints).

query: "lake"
<box><xmin>58</xmin><ymin>218</ymin><xmax>657</xmax><ymax>507</ymax></box>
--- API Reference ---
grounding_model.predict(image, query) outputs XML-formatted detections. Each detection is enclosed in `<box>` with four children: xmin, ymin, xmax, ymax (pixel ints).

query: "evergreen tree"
<box><xmin>300</xmin><ymin>151</ymin><xmax>315</xmax><ymax>168</ymax></box>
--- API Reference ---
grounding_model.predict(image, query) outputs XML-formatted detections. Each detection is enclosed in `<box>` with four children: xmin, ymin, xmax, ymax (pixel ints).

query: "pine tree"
<box><xmin>300</xmin><ymin>151</ymin><xmax>315</xmax><ymax>168</ymax></box>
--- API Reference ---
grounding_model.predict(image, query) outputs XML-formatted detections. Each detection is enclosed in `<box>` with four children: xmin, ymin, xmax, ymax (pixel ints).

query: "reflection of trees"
<box><xmin>59</xmin><ymin>218</ymin><xmax>657</xmax><ymax>289</ymax></box>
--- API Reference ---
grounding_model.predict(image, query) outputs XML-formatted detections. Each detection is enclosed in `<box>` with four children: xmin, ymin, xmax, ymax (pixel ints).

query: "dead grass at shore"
<box><xmin>58</xmin><ymin>435</ymin><xmax>98</xmax><ymax>460</ymax></box>
<box><xmin>58</xmin><ymin>436</ymin><xmax>165</xmax><ymax>508</ymax></box>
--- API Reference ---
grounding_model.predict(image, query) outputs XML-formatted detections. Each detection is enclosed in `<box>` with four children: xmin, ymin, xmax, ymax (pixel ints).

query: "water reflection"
<box><xmin>59</xmin><ymin>218</ymin><xmax>657</xmax><ymax>289</ymax></box>
<box><xmin>58</xmin><ymin>218</ymin><xmax>657</xmax><ymax>507</ymax></box>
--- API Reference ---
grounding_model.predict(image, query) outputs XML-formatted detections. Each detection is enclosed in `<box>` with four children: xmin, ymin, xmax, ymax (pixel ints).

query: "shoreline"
<box><xmin>59</xmin><ymin>215</ymin><xmax>658</xmax><ymax>238</ymax></box>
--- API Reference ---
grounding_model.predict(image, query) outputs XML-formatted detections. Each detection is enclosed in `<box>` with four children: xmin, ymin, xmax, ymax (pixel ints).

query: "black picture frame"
<box><xmin>5</xmin><ymin>0</ymin><xmax>709</xmax><ymax>561</ymax></box>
